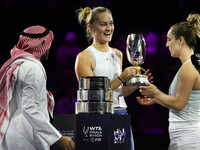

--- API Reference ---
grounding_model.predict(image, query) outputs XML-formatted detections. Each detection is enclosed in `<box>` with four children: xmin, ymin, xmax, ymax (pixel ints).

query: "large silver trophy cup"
<box><xmin>126</xmin><ymin>33</ymin><xmax>149</xmax><ymax>86</ymax></box>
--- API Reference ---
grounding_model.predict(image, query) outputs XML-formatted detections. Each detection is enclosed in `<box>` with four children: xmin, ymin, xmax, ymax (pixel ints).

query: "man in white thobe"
<box><xmin>0</xmin><ymin>25</ymin><xmax>74</xmax><ymax>150</ymax></box>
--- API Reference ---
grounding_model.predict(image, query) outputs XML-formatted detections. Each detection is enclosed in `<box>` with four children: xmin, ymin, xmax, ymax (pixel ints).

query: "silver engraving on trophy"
<box><xmin>126</xmin><ymin>33</ymin><xmax>149</xmax><ymax>86</ymax></box>
<box><xmin>75</xmin><ymin>76</ymin><xmax>114</xmax><ymax>114</ymax></box>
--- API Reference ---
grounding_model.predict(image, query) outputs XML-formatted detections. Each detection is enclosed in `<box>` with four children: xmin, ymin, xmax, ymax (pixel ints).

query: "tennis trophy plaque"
<box><xmin>126</xmin><ymin>33</ymin><xmax>149</xmax><ymax>86</ymax></box>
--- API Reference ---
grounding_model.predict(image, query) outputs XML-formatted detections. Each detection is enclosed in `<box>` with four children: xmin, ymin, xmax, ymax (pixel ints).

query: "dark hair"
<box><xmin>76</xmin><ymin>6</ymin><xmax>112</xmax><ymax>42</ymax></box>
<box><xmin>170</xmin><ymin>13</ymin><xmax>200</xmax><ymax>50</ymax></box>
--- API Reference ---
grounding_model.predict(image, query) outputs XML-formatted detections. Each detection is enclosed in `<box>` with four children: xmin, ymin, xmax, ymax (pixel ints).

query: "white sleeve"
<box><xmin>20</xmin><ymin>64</ymin><xmax>62</xmax><ymax>146</ymax></box>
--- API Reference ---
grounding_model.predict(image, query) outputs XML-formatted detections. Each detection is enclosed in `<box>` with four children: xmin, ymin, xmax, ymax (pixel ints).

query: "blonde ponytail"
<box><xmin>76</xmin><ymin>7</ymin><xmax>92</xmax><ymax>25</ymax></box>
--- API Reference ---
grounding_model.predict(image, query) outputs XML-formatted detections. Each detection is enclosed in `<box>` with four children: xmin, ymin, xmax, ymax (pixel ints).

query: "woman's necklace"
<box><xmin>101</xmin><ymin>51</ymin><xmax>110</xmax><ymax>60</ymax></box>
<box><xmin>92</xmin><ymin>44</ymin><xmax>110</xmax><ymax>60</ymax></box>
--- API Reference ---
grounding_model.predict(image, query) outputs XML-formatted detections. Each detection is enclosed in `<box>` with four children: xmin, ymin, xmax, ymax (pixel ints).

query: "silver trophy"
<box><xmin>75</xmin><ymin>76</ymin><xmax>114</xmax><ymax>114</ymax></box>
<box><xmin>126</xmin><ymin>33</ymin><xmax>149</xmax><ymax>86</ymax></box>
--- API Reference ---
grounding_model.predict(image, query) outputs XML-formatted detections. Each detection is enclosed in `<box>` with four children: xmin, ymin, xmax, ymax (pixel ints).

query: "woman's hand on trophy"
<box><xmin>120</xmin><ymin>66</ymin><xmax>136</xmax><ymax>82</ymax></box>
<box><xmin>139</xmin><ymin>82</ymin><xmax>158</xmax><ymax>98</ymax></box>
<box><xmin>144</xmin><ymin>69</ymin><xmax>154</xmax><ymax>83</ymax></box>
<box><xmin>136</xmin><ymin>96</ymin><xmax>157</xmax><ymax>105</ymax></box>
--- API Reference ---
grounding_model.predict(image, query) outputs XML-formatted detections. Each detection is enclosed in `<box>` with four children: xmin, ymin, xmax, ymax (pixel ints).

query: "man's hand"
<box><xmin>56</xmin><ymin>136</ymin><xmax>75</xmax><ymax>150</ymax></box>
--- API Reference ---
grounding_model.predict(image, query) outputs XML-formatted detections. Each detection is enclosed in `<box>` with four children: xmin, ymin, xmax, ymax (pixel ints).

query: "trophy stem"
<box><xmin>134</xmin><ymin>64</ymin><xmax>141</xmax><ymax>74</ymax></box>
<box><xmin>127</xmin><ymin>63</ymin><xmax>149</xmax><ymax>86</ymax></box>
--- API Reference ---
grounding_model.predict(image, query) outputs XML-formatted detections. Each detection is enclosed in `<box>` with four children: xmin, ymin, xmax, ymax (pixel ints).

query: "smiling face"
<box><xmin>90</xmin><ymin>12</ymin><xmax>114</xmax><ymax>44</ymax></box>
<box><xmin>166</xmin><ymin>28</ymin><xmax>181</xmax><ymax>58</ymax></box>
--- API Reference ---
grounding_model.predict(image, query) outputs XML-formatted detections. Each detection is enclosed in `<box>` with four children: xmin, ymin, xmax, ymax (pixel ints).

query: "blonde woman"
<box><xmin>75</xmin><ymin>6</ymin><xmax>153</xmax><ymax>150</ymax></box>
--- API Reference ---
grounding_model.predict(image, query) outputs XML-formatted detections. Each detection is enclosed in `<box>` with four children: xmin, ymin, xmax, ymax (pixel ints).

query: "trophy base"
<box><xmin>126</xmin><ymin>74</ymin><xmax>149</xmax><ymax>86</ymax></box>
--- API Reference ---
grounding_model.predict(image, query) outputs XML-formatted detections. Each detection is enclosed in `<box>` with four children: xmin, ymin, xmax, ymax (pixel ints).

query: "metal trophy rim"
<box><xmin>126</xmin><ymin>74</ymin><xmax>149</xmax><ymax>86</ymax></box>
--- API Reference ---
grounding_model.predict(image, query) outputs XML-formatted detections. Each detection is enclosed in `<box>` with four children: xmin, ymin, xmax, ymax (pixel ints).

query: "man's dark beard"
<box><xmin>40</xmin><ymin>49</ymin><xmax>49</xmax><ymax>61</ymax></box>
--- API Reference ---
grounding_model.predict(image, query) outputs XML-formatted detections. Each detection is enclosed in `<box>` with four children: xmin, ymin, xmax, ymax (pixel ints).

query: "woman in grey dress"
<box><xmin>137</xmin><ymin>13</ymin><xmax>200</xmax><ymax>150</ymax></box>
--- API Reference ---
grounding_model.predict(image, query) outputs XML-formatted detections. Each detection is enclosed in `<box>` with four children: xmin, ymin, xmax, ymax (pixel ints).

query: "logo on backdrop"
<box><xmin>114</xmin><ymin>128</ymin><xmax>126</xmax><ymax>144</ymax></box>
<box><xmin>82</xmin><ymin>126</ymin><xmax>102</xmax><ymax>142</ymax></box>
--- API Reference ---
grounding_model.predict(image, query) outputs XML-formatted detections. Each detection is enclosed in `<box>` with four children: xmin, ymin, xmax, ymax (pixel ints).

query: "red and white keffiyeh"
<box><xmin>0</xmin><ymin>25</ymin><xmax>54</xmax><ymax>138</ymax></box>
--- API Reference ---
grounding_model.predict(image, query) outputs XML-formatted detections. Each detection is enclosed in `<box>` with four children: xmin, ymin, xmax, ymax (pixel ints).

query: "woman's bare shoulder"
<box><xmin>77</xmin><ymin>48</ymin><xmax>92</xmax><ymax>60</ymax></box>
<box><xmin>180</xmin><ymin>62</ymin><xmax>199</xmax><ymax>79</ymax></box>
<box><xmin>110</xmin><ymin>47</ymin><xmax>122</xmax><ymax>57</ymax></box>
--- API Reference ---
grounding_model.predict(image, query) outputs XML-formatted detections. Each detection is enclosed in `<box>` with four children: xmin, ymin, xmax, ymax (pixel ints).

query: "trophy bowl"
<box><xmin>126</xmin><ymin>33</ymin><xmax>149</xmax><ymax>86</ymax></box>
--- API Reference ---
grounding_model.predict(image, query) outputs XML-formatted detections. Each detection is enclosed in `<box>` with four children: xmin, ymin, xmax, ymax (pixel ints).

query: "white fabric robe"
<box><xmin>0</xmin><ymin>59</ymin><xmax>61</xmax><ymax>150</ymax></box>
